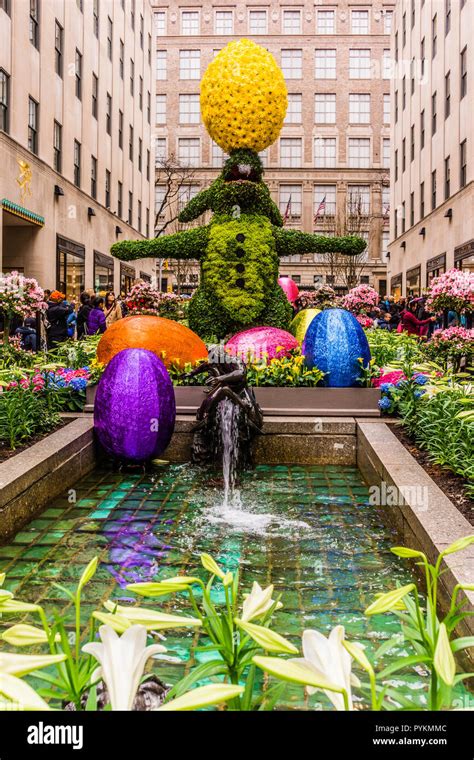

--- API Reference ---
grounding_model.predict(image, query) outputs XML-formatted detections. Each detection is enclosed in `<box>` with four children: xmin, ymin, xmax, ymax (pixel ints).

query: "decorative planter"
<box><xmin>86</xmin><ymin>384</ymin><xmax>380</xmax><ymax>417</ymax></box>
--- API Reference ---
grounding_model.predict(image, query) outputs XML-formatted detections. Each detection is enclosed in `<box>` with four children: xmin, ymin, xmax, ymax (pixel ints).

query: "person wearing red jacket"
<box><xmin>400</xmin><ymin>301</ymin><xmax>436</xmax><ymax>336</ymax></box>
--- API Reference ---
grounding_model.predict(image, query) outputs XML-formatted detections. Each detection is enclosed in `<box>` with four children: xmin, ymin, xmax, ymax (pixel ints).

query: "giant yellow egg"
<box><xmin>200</xmin><ymin>39</ymin><xmax>288</xmax><ymax>154</ymax></box>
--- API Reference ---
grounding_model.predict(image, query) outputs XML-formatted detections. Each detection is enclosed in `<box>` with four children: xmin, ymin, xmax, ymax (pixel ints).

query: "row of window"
<box><xmin>154</xmin><ymin>7</ymin><xmax>394</xmax><ymax>38</ymax></box>
<box><xmin>155</xmin><ymin>92</ymin><xmax>391</xmax><ymax>127</ymax></box>
<box><xmin>155</xmin><ymin>136</ymin><xmax>390</xmax><ymax>170</ymax></box>
<box><xmin>394</xmin><ymin>47</ymin><xmax>468</xmax><ymax>127</ymax></box>
<box><xmin>394</xmin><ymin>139</ymin><xmax>468</xmax><ymax>238</ymax></box>
<box><xmin>156</xmin><ymin>183</ymin><xmax>390</xmax><ymax>220</ymax></box>
<box><xmin>156</xmin><ymin>48</ymin><xmax>392</xmax><ymax>81</ymax></box>
<box><xmin>395</xmin><ymin>0</ymin><xmax>467</xmax><ymax>62</ymax></box>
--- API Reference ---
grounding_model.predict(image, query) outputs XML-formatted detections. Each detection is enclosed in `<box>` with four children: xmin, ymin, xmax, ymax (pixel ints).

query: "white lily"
<box><xmin>290</xmin><ymin>626</ymin><xmax>360</xmax><ymax>711</ymax></box>
<box><xmin>82</xmin><ymin>624</ymin><xmax>166</xmax><ymax>710</ymax></box>
<box><xmin>241</xmin><ymin>582</ymin><xmax>282</xmax><ymax>622</ymax></box>
<box><xmin>0</xmin><ymin>651</ymin><xmax>67</xmax><ymax>711</ymax></box>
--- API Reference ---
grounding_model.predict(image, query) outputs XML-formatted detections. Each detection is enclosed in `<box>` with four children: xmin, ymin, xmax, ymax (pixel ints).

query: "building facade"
<box><xmin>389</xmin><ymin>0</ymin><xmax>473</xmax><ymax>298</ymax></box>
<box><xmin>152</xmin><ymin>0</ymin><xmax>395</xmax><ymax>295</ymax></box>
<box><xmin>0</xmin><ymin>0</ymin><xmax>156</xmax><ymax>300</ymax></box>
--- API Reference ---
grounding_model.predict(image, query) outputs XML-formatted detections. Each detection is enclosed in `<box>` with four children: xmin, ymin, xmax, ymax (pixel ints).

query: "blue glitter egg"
<box><xmin>303</xmin><ymin>309</ymin><xmax>371</xmax><ymax>387</ymax></box>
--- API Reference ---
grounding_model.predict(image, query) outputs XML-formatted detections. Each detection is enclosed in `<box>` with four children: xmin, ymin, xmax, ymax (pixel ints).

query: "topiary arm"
<box><xmin>110</xmin><ymin>226</ymin><xmax>210</xmax><ymax>261</ymax></box>
<box><xmin>178</xmin><ymin>188</ymin><xmax>213</xmax><ymax>223</ymax></box>
<box><xmin>272</xmin><ymin>229</ymin><xmax>367</xmax><ymax>257</ymax></box>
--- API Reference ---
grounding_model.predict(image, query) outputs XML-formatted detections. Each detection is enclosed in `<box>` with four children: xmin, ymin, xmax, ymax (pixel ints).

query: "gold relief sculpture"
<box><xmin>16</xmin><ymin>160</ymin><xmax>33</xmax><ymax>205</ymax></box>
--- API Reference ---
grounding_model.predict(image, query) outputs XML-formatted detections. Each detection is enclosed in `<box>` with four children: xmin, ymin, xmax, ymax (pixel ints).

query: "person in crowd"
<box><xmin>375</xmin><ymin>312</ymin><xmax>393</xmax><ymax>331</ymax></box>
<box><xmin>400</xmin><ymin>300</ymin><xmax>436</xmax><ymax>336</ymax></box>
<box><xmin>104</xmin><ymin>292</ymin><xmax>123</xmax><ymax>328</ymax></box>
<box><xmin>87</xmin><ymin>297</ymin><xmax>107</xmax><ymax>334</ymax></box>
<box><xmin>43</xmin><ymin>289</ymin><xmax>51</xmax><ymax>303</ymax></box>
<box><xmin>15</xmin><ymin>316</ymin><xmax>37</xmax><ymax>351</ymax></box>
<box><xmin>45</xmin><ymin>291</ymin><xmax>70</xmax><ymax>348</ymax></box>
<box><xmin>76</xmin><ymin>292</ymin><xmax>92</xmax><ymax>339</ymax></box>
<box><xmin>67</xmin><ymin>306</ymin><xmax>77</xmax><ymax>338</ymax></box>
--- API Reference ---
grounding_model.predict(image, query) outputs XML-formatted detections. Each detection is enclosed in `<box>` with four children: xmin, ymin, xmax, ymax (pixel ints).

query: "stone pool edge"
<box><xmin>357</xmin><ymin>421</ymin><xmax>474</xmax><ymax>641</ymax></box>
<box><xmin>0</xmin><ymin>417</ymin><xmax>96</xmax><ymax>543</ymax></box>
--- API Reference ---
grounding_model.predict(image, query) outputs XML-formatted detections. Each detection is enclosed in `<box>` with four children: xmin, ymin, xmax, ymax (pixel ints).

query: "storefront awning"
<box><xmin>1</xmin><ymin>198</ymin><xmax>44</xmax><ymax>227</ymax></box>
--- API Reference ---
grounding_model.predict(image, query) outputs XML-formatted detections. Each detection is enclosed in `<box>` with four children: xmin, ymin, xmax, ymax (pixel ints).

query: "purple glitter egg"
<box><xmin>94</xmin><ymin>348</ymin><xmax>176</xmax><ymax>462</ymax></box>
<box><xmin>225</xmin><ymin>326</ymin><xmax>298</xmax><ymax>364</ymax></box>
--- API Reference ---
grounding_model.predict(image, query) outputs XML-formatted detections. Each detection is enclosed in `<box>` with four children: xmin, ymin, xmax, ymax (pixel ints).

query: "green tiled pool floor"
<box><xmin>0</xmin><ymin>463</ymin><xmax>428</xmax><ymax>709</ymax></box>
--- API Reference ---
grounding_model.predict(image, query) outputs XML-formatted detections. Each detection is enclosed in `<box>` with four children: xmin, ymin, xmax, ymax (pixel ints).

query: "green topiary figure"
<box><xmin>111</xmin><ymin>41</ymin><xmax>366</xmax><ymax>340</ymax></box>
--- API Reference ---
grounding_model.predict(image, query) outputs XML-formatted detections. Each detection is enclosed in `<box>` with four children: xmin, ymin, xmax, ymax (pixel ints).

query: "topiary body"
<box><xmin>110</xmin><ymin>41</ymin><xmax>367</xmax><ymax>340</ymax></box>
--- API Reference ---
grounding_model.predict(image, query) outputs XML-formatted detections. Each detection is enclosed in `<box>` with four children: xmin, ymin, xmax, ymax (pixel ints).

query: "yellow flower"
<box><xmin>200</xmin><ymin>39</ymin><xmax>288</xmax><ymax>153</ymax></box>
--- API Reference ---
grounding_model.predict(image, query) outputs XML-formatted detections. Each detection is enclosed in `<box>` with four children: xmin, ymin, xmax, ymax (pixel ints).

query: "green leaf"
<box><xmin>377</xmin><ymin>655</ymin><xmax>431</xmax><ymax>680</ymax></box>
<box><xmin>450</xmin><ymin>636</ymin><xmax>474</xmax><ymax>653</ymax></box>
<box><xmin>159</xmin><ymin>683</ymin><xmax>244</xmax><ymax>711</ymax></box>
<box><xmin>365</xmin><ymin>584</ymin><xmax>415</xmax><ymax>616</ymax></box>
<box><xmin>166</xmin><ymin>660</ymin><xmax>227</xmax><ymax>701</ymax></box>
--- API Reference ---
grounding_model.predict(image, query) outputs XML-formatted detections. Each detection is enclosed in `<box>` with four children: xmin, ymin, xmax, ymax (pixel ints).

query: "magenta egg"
<box><xmin>225</xmin><ymin>326</ymin><xmax>298</xmax><ymax>364</ymax></box>
<box><xmin>94</xmin><ymin>348</ymin><xmax>176</xmax><ymax>462</ymax></box>
<box><xmin>278</xmin><ymin>276</ymin><xmax>300</xmax><ymax>304</ymax></box>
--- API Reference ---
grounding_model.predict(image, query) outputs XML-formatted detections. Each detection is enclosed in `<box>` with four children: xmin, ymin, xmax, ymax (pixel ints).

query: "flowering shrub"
<box><xmin>297</xmin><ymin>285</ymin><xmax>337</xmax><ymax>310</ymax></box>
<box><xmin>356</xmin><ymin>315</ymin><xmax>374</xmax><ymax>328</ymax></box>
<box><xmin>425</xmin><ymin>268</ymin><xmax>474</xmax><ymax>314</ymax></box>
<box><xmin>125</xmin><ymin>282</ymin><xmax>162</xmax><ymax>315</ymax></box>
<box><xmin>423</xmin><ymin>326</ymin><xmax>474</xmax><ymax>370</ymax></box>
<box><xmin>0</xmin><ymin>271</ymin><xmax>45</xmax><ymax>319</ymax></box>
<box><xmin>340</xmin><ymin>284</ymin><xmax>379</xmax><ymax>315</ymax></box>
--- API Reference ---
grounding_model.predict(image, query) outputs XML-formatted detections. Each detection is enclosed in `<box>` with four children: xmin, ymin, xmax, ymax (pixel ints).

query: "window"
<box><xmin>92</xmin><ymin>73</ymin><xmax>98</xmax><ymax>119</ymax></box>
<box><xmin>461</xmin><ymin>47</ymin><xmax>467</xmax><ymax>99</ymax></box>
<box><xmin>57</xmin><ymin>239</ymin><xmax>85</xmax><ymax>301</ymax></box>
<box><xmin>382</xmin><ymin>231</ymin><xmax>390</xmax><ymax>260</ymax></box>
<box><xmin>315</xmin><ymin>49</ymin><xmax>336</xmax><ymax>79</ymax></box>
<box><xmin>129</xmin><ymin>126</ymin><xmax>134</xmax><ymax>161</ymax></box>
<box><xmin>395</xmin><ymin>149</ymin><xmax>398</xmax><ymax>180</ymax></box>
<box><xmin>130</xmin><ymin>59</ymin><xmax>134</xmax><ymax>96</ymax></box>
<box><xmin>75</xmin><ymin>50</ymin><xmax>82</xmax><ymax>100</ymax></box>
<box><xmin>315</xmin><ymin>93</ymin><xmax>336</xmax><ymax>124</ymax></box>
<box><xmin>214</xmin><ymin>10</ymin><xmax>232</xmax><ymax>34</ymax></box>
<box><xmin>106</xmin><ymin>93</ymin><xmax>112</xmax><ymax>134</ymax></box>
<box><xmin>285</xmin><ymin>94</ymin><xmax>302</xmax><ymax>124</ymax></box>
<box><xmin>411</xmin><ymin>0</ymin><xmax>416</xmax><ymax>28</ymax></box>
<box><xmin>118</xmin><ymin>110</ymin><xmax>123</xmax><ymax>149</ymax></box>
<box><xmin>348</xmin><ymin>185</ymin><xmax>370</xmax><ymax>215</ymax></box>
<box><xmin>421</xmin><ymin>109</ymin><xmax>425</xmax><ymax>149</ymax></box>
<box><xmin>351</xmin><ymin>10</ymin><xmax>369</xmax><ymax>35</ymax></box>
<box><xmin>148</xmin><ymin>33</ymin><xmax>151</xmax><ymax>65</ymax></box>
<box><xmin>155</xmin><ymin>137</ymin><xmax>166</xmax><ymax>163</ymax></box>
<box><xmin>314</xmin><ymin>185</ymin><xmax>336</xmax><ymax>217</ymax></box>
<box><xmin>117</xmin><ymin>182</ymin><xmax>123</xmax><ymax>217</ymax></box>
<box><xmin>402</xmin><ymin>138</ymin><xmax>406</xmax><ymax>171</ymax></box>
<box><xmin>383</xmin><ymin>94</ymin><xmax>390</xmax><ymax>124</ymax></box>
<box><xmin>420</xmin><ymin>182</ymin><xmax>425</xmax><ymax>218</ymax></box>
<box><xmin>107</xmin><ymin>17</ymin><xmax>112</xmax><ymax>60</ymax></box>
<box><xmin>128</xmin><ymin>192</ymin><xmax>133</xmax><ymax>225</ymax></box>
<box><xmin>137</xmin><ymin>201</ymin><xmax>142</xmax><ymax>232</ymax></box>
<box><xmin>147</xmin><ymin>91</ymin><xmax>150</xmax><ymax>124</ymax></box>
<box><xmin>349</xmin><ymin>93</ymin><xmax>370</xmax><ymax>124</ymax></box>
<box><xmin>445</xmin><ymin>71</ymin><xmax>451</xmax><ymax>117</ymax></box>
<box><xmin>131</xmin><ymin>0</ymin><xmax>135</xmax><ymax>29</ymax></box>
<box><xmin>155</xmin><ymin>184</ymin><xmax>166</xmax><ymax>220</ymax></box>
<box><xmin>317</xmin><ymin>10</ymin><xmax>335</xmax><ymax>34</ymax></box>
<box><xmin>53</xmin><ymin>121</ymin><xmax>62</xmax><ymax>172</ymax></box>
<box><xmin>29</xmin><ymin>0</ymin><xmax>39</xmax><ymax>49</ymax></box>
<box><xmin>90</xmin><ymin>156</ymin><xmax>97</xmax><ymax>198</ymax></box>
<box><xmin>94</xmin><ymin>252</ymin><xmax>114</xmax><ymax>294</ymax></box>
<box><xmin>445</xmin><ymin>0</ymin><xmax>451</xmax><ymax>35</ymax></box>
<box><xmin>383</xmin><ymin>138</ymin><xmax>390</xmax><ymax>168</ymax></box>
<box><xmin>28</xmin><ymin>97</ymin><xmax>38</xmax><ymax>154</ymax></box>
<box><xmin>178</xmin><ymin>138</ymin><xmax>200</xmax><ymax>167</ymax></box>
<box><xmin>279</xmin><ymin>185</ymin><xmax>302</xmax><ymax>218</ymax></box>
<box><xmin>140</xmin><ymin>14</ymin><xmax>144</xmax><ymax>48</ymax></box>
<box><xmin>259</xmin><ymin>149</ymin><xmax>268</xmax><ymax>167</ymax></box>
<box><xmin>249</xmin><ymin>10</ymin><xmax>267</xmax><ymax>35</ymax></box>
<box><xmin>460</xmin><ymin>139</ymin><xmax>467</xmax><ymax>187</ymax></box>
<box><xmin>178</xmin><ymin>184</ymin><xmax>200</xmax><ymax>212</ymax></box>
<box><xmin>146</xmin><ymin>149</ymin><xmax>150</xmax><ymax>181</ymax></box>
<box><xmin>139</xmin><ymin>76</ymin><xmax>143</xmax><ymax>110</ymax></box>
<box><xmin>315</xmin><ymin>137</ymin><xmax>336</xmax><ymax>168</ymax></box>
<box><xmin>410</xmin><ymin>124</ymin><xmax>415</xmax><ymax>161</ymax></box>
<box><xmin>431</xmin><ymin>169</ymin><xmax>437</xmax><ymax>210</ymax></box>
<box><xmin>282</xmin><ymin>49</ymin><xmax>302</xmax><ymax>79</ymax></box>
<box><xmin>395</xmin><ymin>90</ymin><xmax>399</xmax><ymax>122</ymax></box>
<box><xmin>383</xmin><ymin>9</ymin><xmax>393</xmax><ymax>34</ymax></box>
<box><xmin>104</xmin><ymin>169</ymin><xmax>110</xmax><ymax>208</ymax></box>
<box><xmin>211</xmin><ymin>141</ymin><xmax>229</xmax><ymax>168</ymax></box>
<box><xmin>155</xmin><ymin>95</ymin><xmax>166</xmax><ymax>124</ymax></box>
<box><xmin>283</xmin><ymin>9</ymin><xmax>301</xmax><ymax>34</ymax></box>
<box><xmin>119</xmin><ymin>40</ymin><xmax>124</xmax><ymax>78</ymax></box>
<box><xmin>154</xmin><ymin>11</ymin><xmax>166</xmax><ymax>36</ymax></box>
<box><xmin>445</xmin><ymin>156</ymin><xmax>450</xmax><ymax>199</ymax></box>
<box><xmin>0</xmin><ymin>0</ymin><xmax>10</xmax><ymax>14</ymax></box>
<box><xmin>432</xmin><ymin>14</ymin><xmax>437</xmax><ymax>58</ymax></box>
<box><xmin>349</xmin><ymin>49</ymin><xmax>371</xmax><ymax>79</ymax></box>
<box><xmin>382</xmin><ymin>186</ymin><xmax>390</xmax><ymax>217</ymax></box>
<box><xmin>402</xmin><ymin>76</ymin><xmax>406</xmax><ymax>109</ymax></box>
<box><xmin>93</xmin><ymin>0</ymin><xmax>99</xmax><ymax>37</ymax></box>
<box><xmin>179</xmin><ymin>94</ymin><xmax>200</xmax><ymax>124</ymax></box>
<box><xmin>55</xmin><ymin>21</ymin><xmax>63</xmax><ymax>77</ymax></box>
<box><xmin>402</xmin><ymin>12</ymin><xmax>406</xmax><ymax>45</ymax></box>
<box><xmin>382</xmin><ymin>50</ymin><xmax>391</xmax><ymax>80</ymax></box>
<box><xmin>73</xmin><ymin>140</ymin><xmax>81</xmax><ymax>186</ymax></box>
<box><xmin>280</xmin><ymin>138</ymin><xmax>302</xmax><ymax>168</ymax></box>
<box><xmin>76</xmin><ymin>0</ymin><xmax>83</xmax><ymax>10</ymax></box>
<box><xmin>179</xmin><ymin>50</ymin><xmax>200</xmax><ymax>80</ymax></box>
<box><xmin>348</xmin><ymin>138</ymin><xmax>370</xmax><ymax>168</ymax></box>
<box><xmin>432</xmin><ymin>92</ymin><xmax>437</xmax><ymax>135</ymax></box>
<box><xmin>0</xmin><ymin>69</ymin><xmax>9</xmax><ymax>133</ymax></box>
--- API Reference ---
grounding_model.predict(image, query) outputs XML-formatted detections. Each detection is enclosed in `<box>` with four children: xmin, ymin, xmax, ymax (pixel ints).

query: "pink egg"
<box><xmin>278</xmin><ymin>276</ymin><xmax>300</xmax><ymax>304</ymax></box>
<box><xmin>225</xmin><ymin>326</ymin><xmax>298</xmax><ymax>364</ymax></box>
